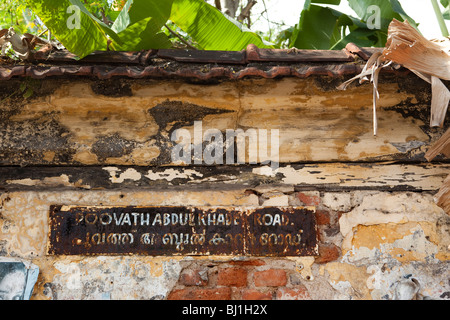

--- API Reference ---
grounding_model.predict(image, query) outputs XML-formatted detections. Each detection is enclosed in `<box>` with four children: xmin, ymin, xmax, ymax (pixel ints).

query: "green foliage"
<box><xmin>0</xmin><ymin>0</ymin><xmax>438</xmax><ymax>58</ymax></box>
<box><xmin>291</xmin><ymin>3</ymin><xmax>353</xmax><ymax>50</ymax></box>
<box><xmin>83</xmin><ymin>0</ymin><xmax>118</xmax><ymax>23</ymax></box>
<box><xmin>111</xmin><ymin>0</ymin><xmax>173</xmax><ymax>50</ymax></box>
<box><xmin>170</xmin><ymin>0</ymin><xmax>273</xmax><ymax>50</ymax></box>
<box><xmin>441</xmin><ymin>0</ymin><xmax>450</xmax><ymax>19</ymax></box>
<box><xmin>290</xmin><ymin>0</ymin><xmax>417</xmax><ymax>50</ymax></box>
<box><xmin>431</xmin><ymin>0</ymin><xmax>449</xmax><ymax>36</ymax></box>
<box><xmin>25</xmin><ymin>0</ymin><xmax>122</xmax><ymax>58</ymax></box>
<box><xmin>273</xmin><ymin>26</ymin><xmax>295</xmax><ymax>49</ymax></box>
<box><xmin>20</xmin><ymin>0</ymin><xmax>271</xmax><ymax>58</ymax></box>
<box><xmin>0</xmin><ymin>0</ymin><xmax>40</xmax><ymax>34</ymax></box>
<box><xmin>348</xmin><ymin>0</ymin><xmax>417</xmax><ymax>29</ymax></box>
<box><xmin>312</xmin><ymin>0</ymin><xmax>341</xmax><ymax>4</ymax></box>
<box><xmin>19</xmin><ymin>78</ymin><xmax>39</xmax><ymax>99</ymax></box>
<box><xmin>1</xmin><ymin>0</ymin><xmax>120</xmax><ymax>36</ymax></box>
<box><xmin>0</xmin><ymin>77</ymin><xmax>39</xmax><ymax>104</ymax></box>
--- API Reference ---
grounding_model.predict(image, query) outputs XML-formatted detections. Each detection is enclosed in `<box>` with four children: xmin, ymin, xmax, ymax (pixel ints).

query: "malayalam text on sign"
<box><xmin>48</xmin><ymin>206</ymin><xmax>318</xmax><ymax>256</ymax></box>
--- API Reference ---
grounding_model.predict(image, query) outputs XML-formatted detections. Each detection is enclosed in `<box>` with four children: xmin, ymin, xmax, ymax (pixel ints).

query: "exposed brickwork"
<box><xmin>171</xmin><ymin>258</ymin><xmax>310</xmax><ymax>299</ymax></box>
<box><xmin>298</xmin><ymin>192</ymin><xmax>321</xmax><ymax>206</ymax></box>
<box><xmin>167</xmin><ymin>260</ymin><xmax>323</xmax><ymax>300</ymax></box>
<box><xmin>254</xmin><ymin>269</ymin><xmax>287</xmax><ymax>287</ymax></box>
<box><xmin>179</xmin><ymin>268</ymin><xmax>208</xmax><ymax>286</ymax></box>
<box><xmin>167</xmin><ymin>287</ymin><xmax>232</xmax><ymax>300</ymax></box>
<box><xmin>315</xmin><ymin>243</ymin><xmax>341</xmax><ymax>264</ymax></box>
<box><xmin>229</xmin><ymin>259</ymin><xmax>265</xmax><ymax>266</ymax></box>
<box><xmin>217</xmin><ymin>268</ymin><xmax>248</xmax><ymax>287</ymax></box>
<box><xmin>165</xmin><ymin>191</ymin><xmax>351</xmax><ymax>300</ymax></box>
<box><xmin>242</xmin><ymin>289</ymin><xmax>273</xmax><ymax>300</ymax></box>
<box><xmin>315</xmin><ymin>209</ymin><xmax>331</xmax><ymax>225</ymax></box>
<box><xmin>47</xmin><ymin>190</ymin><xmax>444</xmax><ymax>301</ymax></box>
<box><xmin>2</xmin><ymin>46</ymin><xmax>450</xmax><ymax>302</ymax></box>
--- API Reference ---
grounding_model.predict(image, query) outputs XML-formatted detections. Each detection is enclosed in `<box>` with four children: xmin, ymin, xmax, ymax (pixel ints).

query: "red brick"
<box><xmin>315</xmin><ymin>243</ymin><xmax>340</xmax><ymax>264</ymax></box>
<box><xmin>254</xmin><ymin>269</ymin><xmax>287</xmax><ymax>287</ymax></box>
<box><xmin>229</xmin><ymin>259</ymin><xmax>265</xmax><ymax>266</ymax></box>
<box><xmin>217</xmin><ymin>267</ymin><xmax>248</xmax><ymax>287</ymax></box>
<box><xmin>276</xmin><ymin>287</ymin><xmax>311</xmax><ymax>300</ymax></box>
<box><xmin>242</xmin><ymin>289</ymin><xmax>272</xmax><ymax>300</ymax></box>
<box><xmin>315</xmin><ymin>209</ymin><xmax>330</xmax><ymax>225</ymax></box>
<box><xmin>179</xmin><ymin>268</ymin><xmax>208</xmax><ymax>286</ymax></box>
<box><xmin>167</xmin><ymin>287</ymin><xmax>232</xmax><ymax>300</ymax></box>
<box><xmin>298</xmin><ymin>193</ymin><xmax>320</xmax><ymax>206</ymax></box>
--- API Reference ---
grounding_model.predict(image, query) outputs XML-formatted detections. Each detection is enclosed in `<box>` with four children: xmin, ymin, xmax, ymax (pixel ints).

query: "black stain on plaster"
<box><xmin>91</xmin><ymin>133</ymin><xmax>136</xmax><ymax>161</ymax></box>
<box><xmin>148</xmin><ymin>100</ymin><xmax>234</xmax><ymax>165</ymax></box>
<box><xmin>395</xmin><ymin>73</ymin><xmax>433</xmax><ymax>105</ymax></box>
<box><xmin>90</xmin><ymin>79</ymin><xmax>133</xmax><ymax>97</ymax></box>
<box><xmin>149</xmin><ymin>100</ymin><xmax>233</xmax><ymax>131</ymax></box>
<box><xmin>0</xmin><ymin>116</ymin><xmax>74</xmax><ymax>165</ymax></box>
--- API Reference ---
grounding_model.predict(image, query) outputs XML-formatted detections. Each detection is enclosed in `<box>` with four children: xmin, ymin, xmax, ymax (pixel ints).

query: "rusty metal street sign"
<box><xmin>48</xmin><ymin>206</ymin><xmax>318</xmax><ymax>256</ymax></box>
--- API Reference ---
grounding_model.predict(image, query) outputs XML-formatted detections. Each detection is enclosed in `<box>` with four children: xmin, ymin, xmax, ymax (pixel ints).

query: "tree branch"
<box><xmin>214</xmin><ymin>0</ymin><xmax>222</xmax><ymax>11</ymax></box>
<box><xmin>164</xmin><ymin>24</ymin><xmax>198</xmax><ymax>50</ymax></box>
<box><xmin>261</xmin><ymin>0</ymin><xmax>271</xmax><ymax>39</ymax></box>
<box><xmin>237</xmin><ymin>0</ymin><xmax>257</xmax><ymax>22</ymax></box>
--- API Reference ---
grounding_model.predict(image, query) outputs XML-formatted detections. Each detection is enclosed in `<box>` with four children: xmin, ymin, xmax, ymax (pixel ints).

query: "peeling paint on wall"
<box><xmin>0</xmin><ymin>75</ymin><xmax>449</xmax><ymax>300</ymax></box>
<box><xmin>0</xmin><ymin>190</ymin><xmax>448</xmax><ymax>300</ymax></box>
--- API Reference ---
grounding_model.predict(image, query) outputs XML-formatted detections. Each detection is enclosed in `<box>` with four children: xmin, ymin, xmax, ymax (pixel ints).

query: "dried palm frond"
<box><xmin>383</xmin><ymin>20</ymin><xmax>450</xmax><ymax>81</ymax></box>
<box><xmin>425</xmin><ymin>127</ymin><xmax>450</xmax><ymax>161</ymax></box>
<box><xmin>0</xmin><ymin>27</ymin><xmax>49</xmax><ymax>60</ymax></box>
<box><xmin>0</xmin><ymin>27</ymin><xmax>32</xmax><ymax>60</ymax></box>
<box><xmin>384</xmin><ymin>19</ymin><xmax>450</xmax><ymax>128</ymax></box>
<box><xmin>338</xmin><ymin>20</ymin><xmax>450</xmax><ymax>214</ymax></box>
<box><xmin>338</xmin><ymin>19</ymin><xmax>450</xmax><ymax>134</ymax></box>
<box><xmin>425</xmin><ymin>128</ymin><xmax>450</xmax><ymax>215</ymax></box>
<box><xmin>337</xmin><ymin>51</ymin><xmax>392</xmax><ymax>135</ymax></box>
<box><xmin>435</xmin><ymin>174</ymin><xmax>450</xmax><ymax>215</ymax></box>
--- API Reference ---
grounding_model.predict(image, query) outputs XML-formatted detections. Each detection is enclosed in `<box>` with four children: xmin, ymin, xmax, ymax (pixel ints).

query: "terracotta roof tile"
<box><xmin>0</xmin><ymin>43</ymin><xmax>383</xmax><ymax>81</ymax></box>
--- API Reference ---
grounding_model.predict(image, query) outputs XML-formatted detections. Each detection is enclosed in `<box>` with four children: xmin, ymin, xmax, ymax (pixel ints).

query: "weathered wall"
<box><xmin>1</xmin><ymin>189</ymin><xmax>449</xmax><ymax>300</ymax></box>
<box><xmin>0</xmin><ymin>76</ymin><xmax>448</xmax><ymax>166</ymax></box>
<box><xmin>0</xmin><ymin>74</ymin><xmax>449</xmax><ymax>300</ymax></box>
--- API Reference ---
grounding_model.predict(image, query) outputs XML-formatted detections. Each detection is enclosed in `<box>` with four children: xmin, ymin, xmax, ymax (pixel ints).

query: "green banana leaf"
<box><xmin>114</xmin><ymin>17</ymin><xmax>172</xmax><ymax>51</ymax></box>
<box><xmin>292</xmin><ymin>4</ymin><xmax>355</xmax><ymax>50</ymax></box>
<box><xmin>169</xmin><ymin>0</ymin><xmax>273</xmax><ymax>50</ymax></box>
<box><xmin>292</xmin><ymin>0</ymin><xmax>416</xmax><ymax>50</ymax></box>
<box><xmin>113</xmin><ymin>0</ymin><xmax>270</xmax><ymax>51</ymax></box>
<box><xmin>330</xmin><ymin>28</ymin><xmax>384</xmax><ymax>50</ymax></box>
<box><xmin>26</xmin><ymin>0</ymin><xmax>122</xmax><ymax>59</ymax></box>
<box><xmin>27</xmin><ymin>0</ymin><xmax>271</xmax><ymax>58</ymax></box>
<box><xmin>112</xmin><ymin>0</ymin><xmax>172</xmax><ymax>33</ymax></box>
<box><xmin>308</xmin><ymin>0</ymin><xmax>341</xmax><ymax>4</ymax></box>
<box><xmin>112</xmin><ymin>0</ymin><xmax>173</xmax><ymax>50</ymax></box>
<box><xmin>348</xmin><ymin>0</ymin><xmax>418</xmax><ymax>30</ymax></box>
<box><xmin>440</xmin><ymin>0</ymin><xmax>450</xmax><ymax>19</ymax></box>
